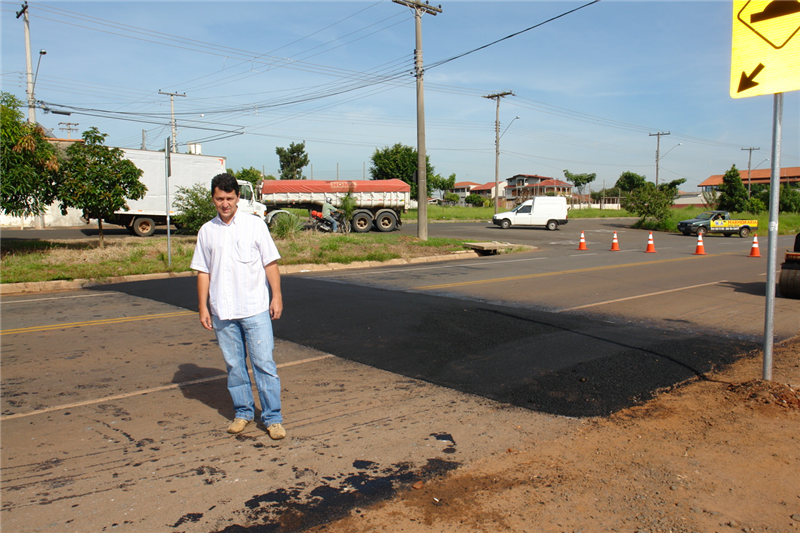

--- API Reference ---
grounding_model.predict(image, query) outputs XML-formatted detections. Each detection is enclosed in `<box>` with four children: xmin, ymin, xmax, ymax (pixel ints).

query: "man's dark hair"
<box><xmin>211</xmin><ymin>173</ymin><xmax>240</xmax><ymax>196</ymax></box>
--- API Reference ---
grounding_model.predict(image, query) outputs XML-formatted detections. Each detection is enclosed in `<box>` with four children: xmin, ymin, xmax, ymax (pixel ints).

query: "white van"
<box><xmin>492</xmin><ymin>197</ymin><xmax>569</xmax><ymax>230</ymax></box>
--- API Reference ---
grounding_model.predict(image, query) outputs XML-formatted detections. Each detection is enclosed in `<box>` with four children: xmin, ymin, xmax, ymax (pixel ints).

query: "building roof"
<box><xmin>509</xmin><ymin>174</ymin><xmax>552</xmax><ymax>181</ymax></box>
<box><xmin>524</xmin><ymin>178</ymin><xmax>572</xmax><ymax>188</ymax></box>
<box><xmin>699</xmin><ymin>167</ymin><xmax>800</xmax><ymax>187</ymax></box>
<box><xmin>452</xmin><ymin>181</ymin><xmax>481</xmax><ymax>189</ymax></box>
<box><xmin>471</xmin><ymin>182</ymin><xmax>499</xmax><ymax>192</ymax></box>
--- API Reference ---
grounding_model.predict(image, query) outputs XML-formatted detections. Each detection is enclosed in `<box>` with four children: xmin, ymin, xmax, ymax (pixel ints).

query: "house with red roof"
<box><xmin>504</xmin><ymin>174</ymin><xmax>574</xmax><ymax>204</ymax></box>
<box><xmin>699</xmin><ymin>167</ymin><xmax>800</xmax><ymax>191</ymax></box>
<box><xmin>448</xmin><ymin>181</ymin><xmax>482</xmax><ymax>206</ymax></box>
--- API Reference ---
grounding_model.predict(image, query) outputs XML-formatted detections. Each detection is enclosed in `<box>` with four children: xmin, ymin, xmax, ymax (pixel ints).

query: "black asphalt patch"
<box><xmin>93</xmin><ymin>276</ymin><xmax>757</xmax><ymax>418</ymax></box>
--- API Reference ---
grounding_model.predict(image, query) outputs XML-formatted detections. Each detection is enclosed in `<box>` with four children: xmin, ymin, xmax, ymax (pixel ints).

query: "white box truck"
<box><xmin>492</xmin><ymin>196</ymin><xmax>569</xmax><ymax>230</ymax></box>
<box><xmin>105</xmin><ymin>149</ymin><xmax>265</xmax><ymax>236</ymax></box>
<box><xmin>260</xmin><ymin>179</ymin><xmax>411</xmax><ymax>232</ymax></box>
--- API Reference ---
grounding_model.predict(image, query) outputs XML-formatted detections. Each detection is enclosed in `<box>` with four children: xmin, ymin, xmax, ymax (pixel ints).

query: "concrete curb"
<box><xmin>0</xmin><ymin>251</ymin><xmax>481</xmax><ymax>296</ymax></box>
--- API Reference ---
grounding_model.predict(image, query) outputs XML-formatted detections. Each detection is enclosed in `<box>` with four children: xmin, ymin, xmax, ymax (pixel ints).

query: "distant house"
<box><xmin>504</xmin><ymin>174</ymin><xmax>573</xmax><ymax>204</ymax></box>
<box><xmin>699</xmin><ymin>167</ymin><xmax>800</xmax><ymax>191</ymax></box>
<box><xmin>448</xmin><ymin>181</ymin><xmax>481</xmax><ymax>206</ymax></box>
<box><xmin>471</xmin><ymin>181</ymin><xmax>506</xmax><ymax>201</ymax></box>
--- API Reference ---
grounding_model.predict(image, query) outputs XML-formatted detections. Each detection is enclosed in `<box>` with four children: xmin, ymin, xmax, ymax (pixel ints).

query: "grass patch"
<box><xmin>1</xmin><ymin>232</ymin><xmax>471</xmax><ymax>284</ymax></box>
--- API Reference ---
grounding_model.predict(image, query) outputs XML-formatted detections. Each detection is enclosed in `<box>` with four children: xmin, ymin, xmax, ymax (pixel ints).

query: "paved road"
<box><xmin>2</xmin><ymin>221</ymin><xmax>797</xmax><ymax>532</ymax></box>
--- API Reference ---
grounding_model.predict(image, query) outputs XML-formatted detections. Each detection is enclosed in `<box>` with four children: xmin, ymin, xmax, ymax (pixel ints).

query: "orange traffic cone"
<box><xmin>577</xmin><ymin>231</ymin><xmax>588</xmax><ymax>250</ymax></box>
<box><xmin>693</xmin><ymin>233</ymin><xmax>707</xmax><ymax>255</ymax></box>
<box><xmin>749</xmin><ymin>234</ymin><xmax>761</xmax><ymax>258</ymax></box>
<box><xmin>610</xmin><ymin>231</ymin><xmax>620</xmax><ymax>251</ymax></box>
<box><xmin>645</xmin><ymin>232</ymin><xmax>657</xmax><ymax>253</ymax></box>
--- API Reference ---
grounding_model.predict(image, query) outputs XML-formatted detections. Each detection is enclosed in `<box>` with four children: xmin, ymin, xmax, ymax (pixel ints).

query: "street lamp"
<box><xmin>656</xmin><ymin>142</ymin><xmax>682</xmax><ymax>186</ymax></box>
<box><xmin>500</xmin><ymin>116</ymin><xmax>520</xmax><ymax>140</ymax></box>
<box><xmin>33</xmin><ymin>49</ymin><xmax>46</xmax><ymax>90</ymax></box>
<box><xmin>748</xmin><ymin>157</ymin><xmax>770</xmax><ymax>195</ymax></box>
<box><xmin>495</xmin><ymin>115</ymin><xmax>519</xmax><ymax>213</ymax></box>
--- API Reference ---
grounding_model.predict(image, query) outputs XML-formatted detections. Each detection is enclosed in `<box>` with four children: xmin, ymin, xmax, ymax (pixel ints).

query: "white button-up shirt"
<box><xmin>190</xmin><ymin>210</ymin><xmax>281</xmax><ymax>320</ymax></box>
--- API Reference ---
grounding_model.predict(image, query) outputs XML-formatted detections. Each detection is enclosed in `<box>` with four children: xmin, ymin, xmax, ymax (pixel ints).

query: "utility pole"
<box><xmin>16</xmin><ymin>2</ymin><xmax>36</xmax><ymax>124</ymax></box>
<box><xmin>58</xmin><ymin>122</ymin><xmax>79</xmax><ymax>139</ymax></box>
<box><xmin>392</xmin><ymin>0</ymin><xmax>441</xmax><ymax>241</ymax></box>
<box><xmin>142</xmin><ymin>129</ymin><xmax>147</xmax><ymax>150</ymax></box>
<box><xmin>649</xmin><ymin>131</ymin><xmax>670</xmax><ymax>187</ymax></box>
<box><xmin>484</xmin><ymin>91</ymin><xmax>514</xmax><ymax>214</ymax></box>
<box><xmin>741</xmin><ymin>146</ymin><xmax>760</xmax><ymax>196</ymax></box>
<box><xmin>158</xmin><ymin>90</ymin><xmax>185</xmax><ymax>153</ymax></box>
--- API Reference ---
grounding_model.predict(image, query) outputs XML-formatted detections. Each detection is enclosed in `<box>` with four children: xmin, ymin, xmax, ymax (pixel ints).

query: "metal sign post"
<box><xmin>730</xmin><ymin>1</ymin><xmax>798</xmax><ymax>380</ymax></box>
<box><xmin>164</xmin><ymin>137</ymin><xmax>172</xmax><ymax>268</ymax></box>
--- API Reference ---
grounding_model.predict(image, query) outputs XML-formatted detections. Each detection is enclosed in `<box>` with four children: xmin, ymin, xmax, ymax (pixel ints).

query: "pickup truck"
<box><xmin>677</xmin><ymin>210</ymin><xmax>758</xmax><ymax>238</ymax></box>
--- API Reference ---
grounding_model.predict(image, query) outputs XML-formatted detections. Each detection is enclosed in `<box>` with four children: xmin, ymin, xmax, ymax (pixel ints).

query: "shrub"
<box><xmin>173</xmin><ymin>184</ymin><xmax>216</xmax><ymax>234</ymax></box>
<box><xmin>270</xmin><ymin>212</ymin><xmax>304</xmax><ymax>239</ymax></box>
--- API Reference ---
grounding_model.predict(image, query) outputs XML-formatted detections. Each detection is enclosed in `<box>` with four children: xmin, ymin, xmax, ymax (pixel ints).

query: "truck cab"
<box><xmin>236</xmin><ymin>180</ymin><xmax>267</xmax><ymax>220</ymax></box>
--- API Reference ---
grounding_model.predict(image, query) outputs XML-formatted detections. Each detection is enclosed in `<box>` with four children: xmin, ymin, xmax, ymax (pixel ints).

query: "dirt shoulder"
<box><xmin>309</xmin><ymin>338</ymin><xmax>800</xmax><ymax>533</ymax></box>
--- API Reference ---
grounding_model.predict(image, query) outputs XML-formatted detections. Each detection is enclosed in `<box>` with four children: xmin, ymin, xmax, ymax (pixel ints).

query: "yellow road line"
<box><xmin>0</xmin><ymin>355</ymin><xmax>335</xmax><ymax>421</ymax></box>
<box><xmin>1</xmin><ymin>310</ymin><xmax>196</xmax><ymax>335</ymax></box>
<box><xmin>413</xmin><ymin>253</ymin><xmax>734</xmax><ymax>290</ymax></box>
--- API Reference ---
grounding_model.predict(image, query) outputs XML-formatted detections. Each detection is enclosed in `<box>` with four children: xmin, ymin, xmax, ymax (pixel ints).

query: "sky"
<box><xmin>2</xmin><ymin>0</ymin><xmax>798</xmax><ymax>192</ymax></box>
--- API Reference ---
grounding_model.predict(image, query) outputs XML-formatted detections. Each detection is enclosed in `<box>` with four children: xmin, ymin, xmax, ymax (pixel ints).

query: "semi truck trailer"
<box><xmin>260</xmin><ymin>179</ymin><xmax>411</xmax><ymax>233</ymax></box>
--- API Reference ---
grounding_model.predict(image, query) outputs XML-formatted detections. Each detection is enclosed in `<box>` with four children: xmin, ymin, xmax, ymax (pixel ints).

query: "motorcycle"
<box><xmin>309</xmin><ymin>210</ymin><xmax>351</xmax><ymax>234</ymax></box>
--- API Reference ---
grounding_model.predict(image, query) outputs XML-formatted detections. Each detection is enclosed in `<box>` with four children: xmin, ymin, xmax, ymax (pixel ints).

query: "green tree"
<box><xmin>59</xmin><ymin>127</ymin><xmax>146</xmax><ymax>247</ymax></box>
<box><xmin>172</xmin><ymin>183</ymin><xmax>216</xmax><ymax>234</ymax></box>
<box><xmin>428</xmin><ymin>172</ymin><xmax>456</xmax><ymax>202</ymax></box>
<box><xmin>275</xmin><ymin>141</ymin><xmax>309</xmax><ymax>180</ymax></box>
<box><xmin>780</xmin><ymin>184</ymin><xmax>800</xmax><ymax>213</ymax></box>
<box><xmin>443</xmin><ymin>192</ymin><xmax>459</xmax><ymax>205</ymax></box>
<box><xmin>717</xmin><ymin>165</ymin><xmax>750</xmax><ymax>213</ymax></box>
<box><xmin>590</xmin><ymin>186</ymin><xmax>621</xmax><ymax>202</ymax></box>
<box><xmin>234</xmin><ymin>166</ymin><xmax>263</xmax><ymax>187</ymax></box>
<box><xmin>1</xmin><ymin>92</ymin><xmax>63</xmax><ymax>218</ymax></box>
<box><xmin>465</xmin><ymin>193</ymin><xmax>484</xmax><ymax>207</ymax></box>
<box><xmin>615</xmin><ymin>171</ymin><xmax>647</xmax><ymax>193</ymax></box>
<box><xmin>563</xmin><ymin>169</ymin><xmax>596</xmax><ymax>205</ymax></box>
<box><xmin>621</xmin><ymin>183</ymin><xmax>673</xmax><ymax>225</ymax></box>
<box><xmin>369</xmin><ymin>143</ymin><xmax>434</xmax><ymax>198</ymax></box>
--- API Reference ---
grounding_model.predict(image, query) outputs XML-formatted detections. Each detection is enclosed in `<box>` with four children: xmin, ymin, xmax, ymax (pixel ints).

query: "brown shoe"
<box><xmin>266</xmin><ymin>423</ymin><xmax>286</xmax><ymax>440</ymax></box>
<box><xmin>227</xmin><ymin>418</ymin><xmax>252</xmax><ymax>434</ymax></box>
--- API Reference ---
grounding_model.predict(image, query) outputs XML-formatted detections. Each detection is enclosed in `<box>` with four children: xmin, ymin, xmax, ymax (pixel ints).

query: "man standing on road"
<box><xmin>190</xmin><ymin>173</ymin><xmax>286</xmax><ymax>440</ymax></box>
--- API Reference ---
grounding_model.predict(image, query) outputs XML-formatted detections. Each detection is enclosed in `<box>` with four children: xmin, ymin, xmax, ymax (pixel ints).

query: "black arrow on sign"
<box><xmin>738</xmin><ymin>63</ymin><xmax>765</xmax><ymax>93</ymax></box>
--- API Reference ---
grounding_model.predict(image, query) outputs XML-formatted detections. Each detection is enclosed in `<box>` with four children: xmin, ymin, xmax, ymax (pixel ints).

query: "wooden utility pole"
<box><xmin>392</xmin><ymin>0</ymin><xmax>441</xmax><ymax>241</ymax></box>
<box><xmin>58</xmin><ymin>122</ymin><xmax>79</xmax><ymax>139</ymax></box>
<box><xmin>649</xmin><ymin>131</ymin><xmax>670</xmax><ymax>187</ymax></box>
<box><xmin>159</xmin><ymin>90</ymin><xmax>185</xmax><ymax>153</ymax></box>
<box><xmin>741</xmin><ymin>146</ymin><xmax>760</xmax><ymax>196</ymax></box>
<box><xmin>484</xmin><ymin>91</ymin><xmax>514</xmax><ymax>214</ymax></box>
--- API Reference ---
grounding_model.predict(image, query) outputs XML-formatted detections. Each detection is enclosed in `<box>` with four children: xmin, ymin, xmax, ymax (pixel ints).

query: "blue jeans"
<box><xmin>324</xmin><ymin>215</ymin><xmax>338</xmax><ymax>232</ymax></box>
<box><xmin>212</xmin><ymin>310</ymin><xmax>282</xmax><ymax>426</ymax></box>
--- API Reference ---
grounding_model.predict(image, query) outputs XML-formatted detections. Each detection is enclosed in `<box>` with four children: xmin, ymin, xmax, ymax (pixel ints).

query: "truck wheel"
<box><xmin>375</xmin><ymin>211</ymin><xmax>397</xmax><ymax>232</ymax></box>
<box><xmin>739</xmin><ymin>227</ymin><xmax>751</xmax><ymax>238</ymax></box>
<box><xmin>546</xmin><ymin>220</ymin><xmax>558</xmax><ymax>231</ymax></box>
<box><xmin>696</xmin><ymin>226</ymin><xmax>707</xmax><ymax>237</ymax></box>
<box><xmin>779</xmin><ymin>266</ymin><xmax>800</xmax><ymax>299</ymax></box>
<box><xmin>133</xmin><ymin>217</ymin><xmax>156</xmax><ymax>237</ymax></box>
<box><xmin>351</xmin><ymin>212</ymin><xmax>373</xmax><ymax>233</ymax></box>
<box><xmin>500</xmin><ymin>219</ymin><xmax>511</xmax><ymax>230</ymax></box>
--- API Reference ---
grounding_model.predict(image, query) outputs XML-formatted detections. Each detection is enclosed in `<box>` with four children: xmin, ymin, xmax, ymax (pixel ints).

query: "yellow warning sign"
<box><xmin>731</xmin><ymin>0</ymin><xmax>800</xmax><ymax>98</ymax></box>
